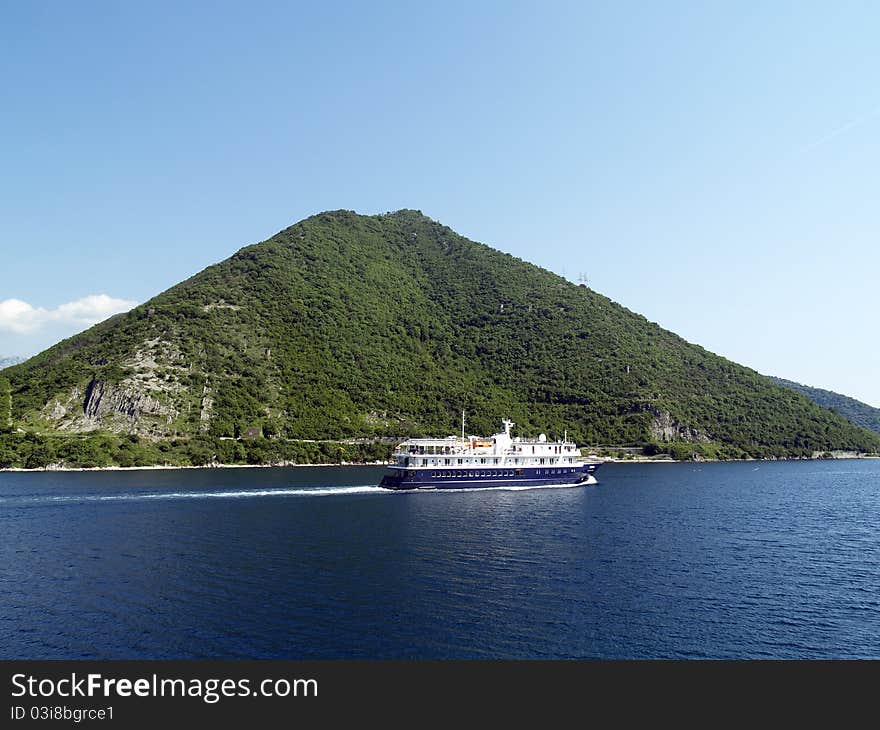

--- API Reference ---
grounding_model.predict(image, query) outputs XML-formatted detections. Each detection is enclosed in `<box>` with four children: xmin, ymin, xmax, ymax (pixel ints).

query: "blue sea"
<box><xmin>2</xmin><ymin>460</ymin><xmax>879</xmax><ymax>659</ymax></box>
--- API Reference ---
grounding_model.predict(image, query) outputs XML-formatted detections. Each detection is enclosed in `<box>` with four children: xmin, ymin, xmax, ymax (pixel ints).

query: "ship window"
<box><xmin>457</xmin><ymin>459</ymin><xmax>462</xmax><ymax>465</ymax></box>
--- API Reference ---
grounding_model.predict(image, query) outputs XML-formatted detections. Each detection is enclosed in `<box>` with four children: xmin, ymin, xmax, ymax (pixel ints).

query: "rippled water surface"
<box><xmin>2</xmin><ymin>460</ymin><xmax>879</xmax><ymax>658</ymax></box>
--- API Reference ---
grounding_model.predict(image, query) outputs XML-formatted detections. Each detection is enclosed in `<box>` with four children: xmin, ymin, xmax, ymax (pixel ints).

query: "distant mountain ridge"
<box><xmin>0</xmin><ymin>356</ymin><xmax>24</xmax><ymax>370</ymax></box>
<box><xmin>1</xmin><ymin>209</ymin><xmax>878</xmax><ymax>467</ymax></box>
<box><xmin>770</xmin><ymin>377</ymin><xmax>880</xmax><ymax>435</ymax></box>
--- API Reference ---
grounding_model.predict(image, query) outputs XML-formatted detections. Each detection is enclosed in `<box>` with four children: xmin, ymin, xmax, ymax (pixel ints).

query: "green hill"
<box><xmin>769</xmin><ymin>377</ymin><xmax>880</xmax><ymax>435</ymax></box>
<box><xmin>2</xmin><ymin>209</ymin><xmax>878</xmax><ymax>468</ymax></box>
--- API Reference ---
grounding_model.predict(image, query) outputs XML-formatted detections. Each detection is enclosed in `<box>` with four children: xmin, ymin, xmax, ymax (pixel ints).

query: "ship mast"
<box><xmin>461</xmin><ymin>410</ymin><xmax>466</xmax><ymax>440</ymax></box>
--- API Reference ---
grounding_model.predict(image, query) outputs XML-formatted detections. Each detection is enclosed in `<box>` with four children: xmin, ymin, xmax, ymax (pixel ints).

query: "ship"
<box><xmin>378</xmin><ymin>418</ymin><xmax>602</xmax><ymax>490</ymax></box>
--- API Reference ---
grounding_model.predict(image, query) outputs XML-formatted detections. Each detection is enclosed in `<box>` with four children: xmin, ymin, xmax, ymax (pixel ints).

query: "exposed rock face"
<box><xmin>41</xmin><ymin>399</ymin><xmax>68</xmax><ymax>420</ymax></box>
<box><xmin>202</xmin><ymin>300</ymin><xmax>240</xmax><ymax>312</ymax></box>
<box><xmin>83</xmin><ymin>379</ymin><xmax>173</xmax><ymax>422</ymax></box>
<box><xmin>649</xmin><ymin>409</ymin><xmax>710</xmax><ymax>443</ymax></box>
<box><xmin>199</xmin><ymin>383</ymin><xmax>213</xmax><ymax>432</ymax></box>
<box><xmin>39</xmin><ymin>338</ymin><xmax>189</xmax><ymax>437</ymax></box>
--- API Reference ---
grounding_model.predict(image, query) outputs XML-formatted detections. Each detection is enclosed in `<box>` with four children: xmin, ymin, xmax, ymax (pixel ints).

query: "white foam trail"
<box><xmin>2</xmin><ymin>481</ymin><xmax>597</xmax><ymax>506</ymax></box>
<box><xmin>6</xmin><ymin>485</ymin><xmax>389</xmax><ymax>505</ymax></box>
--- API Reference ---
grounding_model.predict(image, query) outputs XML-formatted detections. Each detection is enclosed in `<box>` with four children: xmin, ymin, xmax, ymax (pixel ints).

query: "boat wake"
<box><xmin>2</xmin><ymin>485</ymin><xmax>389</xmax><ymax>505</ymax></box>
<box><xmin>3</xmin><ymin>480</ymin><xmax>598</xmax><ymax>506</ymax></box>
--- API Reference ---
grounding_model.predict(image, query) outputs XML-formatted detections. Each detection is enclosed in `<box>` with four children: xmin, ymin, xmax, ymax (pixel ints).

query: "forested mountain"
<box><xmin>2</xmin><ymin>209</ymin><xmax>878</xmax><ymax>467</ymax></box>
<box><xmin>770</xmin><ymin>377</ymin><xmax>880</xmax><ymax>435</ymax></box>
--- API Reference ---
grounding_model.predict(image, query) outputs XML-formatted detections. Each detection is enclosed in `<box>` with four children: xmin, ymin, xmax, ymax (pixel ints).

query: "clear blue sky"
<box><xmin>1</xmin><ymin>1</ymin><xmax>878</xmax><ymax>406</ymax></box>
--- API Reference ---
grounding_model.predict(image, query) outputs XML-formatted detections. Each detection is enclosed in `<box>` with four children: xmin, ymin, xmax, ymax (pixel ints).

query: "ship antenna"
<box><xmin>461</xmin><ymin>410</ymin><xmax>466</xmax><ymax>440</ymax></box>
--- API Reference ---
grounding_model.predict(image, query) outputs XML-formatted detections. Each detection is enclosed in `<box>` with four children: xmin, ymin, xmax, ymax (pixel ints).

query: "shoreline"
<box><xmin>2</xmin><ymin>455</ymin><xmax>878</xmax><ymax>474</ymax></box>
<box><xmin>0</xmin><ymin>461</ymin><xmax>392</xmax><ymax>474</ymax></box>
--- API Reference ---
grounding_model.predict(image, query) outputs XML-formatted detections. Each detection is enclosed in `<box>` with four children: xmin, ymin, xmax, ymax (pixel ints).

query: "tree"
<box><xmin>0</xmin><ymin>377</ymin><xmax>11</xmax><ymax>432</ymax></box>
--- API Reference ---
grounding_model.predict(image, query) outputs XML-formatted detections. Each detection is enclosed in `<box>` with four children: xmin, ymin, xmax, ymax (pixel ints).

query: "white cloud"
<box><xmin>0</xmin><ymin>295</ymin><xmax>138</xmax><ymax>335</ymax></box>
